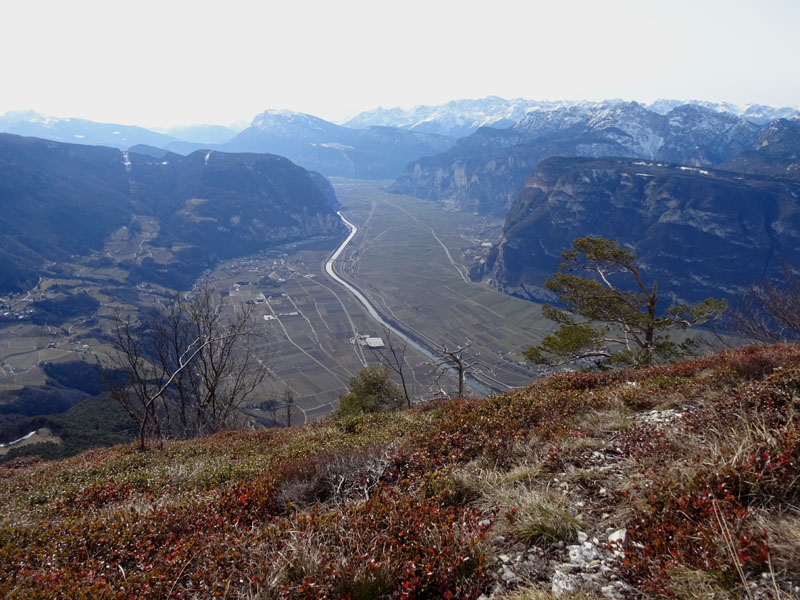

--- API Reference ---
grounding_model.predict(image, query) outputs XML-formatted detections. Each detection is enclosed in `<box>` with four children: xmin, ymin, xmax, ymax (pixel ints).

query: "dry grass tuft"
<box><xmin>491</xmin><ymin>485</ymin><xmax>582</xmax><ymax>546</ymax></box>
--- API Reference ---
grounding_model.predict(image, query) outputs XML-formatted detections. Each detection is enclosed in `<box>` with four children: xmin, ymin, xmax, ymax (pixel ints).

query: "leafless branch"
<box><xmin>104</xmin><ymin>285</ymin><xmax>270</xmax><ymax>450</ymax></box>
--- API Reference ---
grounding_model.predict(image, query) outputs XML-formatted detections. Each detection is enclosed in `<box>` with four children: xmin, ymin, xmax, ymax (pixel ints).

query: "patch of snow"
<box><xmin>678</xmin><ymin>166</ymin><xmax>710</xmax><ymax>175</ymax></box>
<box><xmin>121</xmin><ymin>151</ymin><xmax>131</xmax><ymax>173</ymax></box>
<box><xmin>204</xmin><ymin>151</ymin><xmax>212</xmax><ymax>165</ymax></box>
<box><xmin>317</xmin><ymin>142</ymin><xmax>354</xmax><ymax>150</ymax></box>
<box><xmin>73</xmin><ymin>134</ymin><xmax>84</xmax><ymax>139</ymax></box>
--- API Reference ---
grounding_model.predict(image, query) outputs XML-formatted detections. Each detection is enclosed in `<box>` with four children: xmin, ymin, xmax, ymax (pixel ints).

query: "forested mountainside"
<box><xmin>0</xmin><ymin>133</ymin><xmax>343</xmax><ymax>295</ymax></box>
<box><xmin>473</xmin><ymin>156</ymin><xmax>800</xmax><ymax>304</ymax></box>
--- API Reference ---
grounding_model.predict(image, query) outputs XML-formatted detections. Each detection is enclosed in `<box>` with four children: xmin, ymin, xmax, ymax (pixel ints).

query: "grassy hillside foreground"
<box><xmin>1</xmin><ymin>345</ymin><xmax>799</xmax><ymax>599</ymax></box>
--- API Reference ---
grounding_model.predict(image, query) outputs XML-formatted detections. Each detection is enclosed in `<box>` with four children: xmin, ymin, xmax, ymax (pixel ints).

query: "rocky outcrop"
<box><xmin>474</xmin><ymin>156</ymin><xmax>800</xmax><ymax>303</ymax></box>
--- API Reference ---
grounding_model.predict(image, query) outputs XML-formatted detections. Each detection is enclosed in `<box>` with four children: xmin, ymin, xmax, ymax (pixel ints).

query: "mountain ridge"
<box><xmin>0</xmin><ymin>133</ymin><xmax>344</xmax><ymax>295</ymax></box>
<box><xmin>347</xmin><ymin>96</ymin><xmax>800</xmax><ymax>137</ymax></box>
<box><xmin>216</xmin><ymin>110</ymin><xmax>456</xmax><ymax>179</ymax></box>
<box><xmin>473</xmin><ymin>155</ymin><xmax>800</xmax><ymax>304</ymax></box>
<box><xmin>389</xmin><ymin>101</ymin><xmax>780</xmax><ymax>215</ymax></box>
<box><xmin>0</xmin><ymin>111</ymin><xmax>182</xmax><ymax>150</ymax></box>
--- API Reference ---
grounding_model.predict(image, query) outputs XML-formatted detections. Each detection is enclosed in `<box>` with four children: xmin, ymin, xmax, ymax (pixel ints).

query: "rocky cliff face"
<box><xmin>475</xmin><ymin>157</ymin><xmax>800</xmax><ymax>304</ymax></box>
<box><xmin>390</xmin><ymin>102</ymin><xmax>762</xmax><ymax>215</ymax></box>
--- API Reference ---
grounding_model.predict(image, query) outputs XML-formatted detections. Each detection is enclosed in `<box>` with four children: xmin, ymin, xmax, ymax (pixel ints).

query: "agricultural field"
<box><xmin>0</xmin><ymin>222</ymin><xmax>186</xmax><ymax>404</ymax></box>
<box><xmin>0</xmin><ymin>179</ymin><xmax>552</xmax><ymax>432</ymax></box>
<box><xmin>201</xmin><ymin>180</ymin><xmax>553</xmax><ymax>421</ymax></box>
<box><xmin>331</xmin><ymin>180</ymin><xmax>550</xmax><ymax>389</ymax></box>
<box><xmin>202</xmin><ymin>242</ymin><xmax>437</xmax><ymax>425</ymax></box>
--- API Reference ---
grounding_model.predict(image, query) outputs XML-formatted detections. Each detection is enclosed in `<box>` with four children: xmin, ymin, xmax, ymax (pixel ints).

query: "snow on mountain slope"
<box><xmin>0</xmin><ymin>110</ymin><xmax>179</xmax><ymax>149</ymax></box>
<box><xmin>345</xmin><ymin>97</ymin><xmax>618</xmax><ymax>137</ymax></box>
<box><xmin>347</xmin><ymin>98</ymin><xmax>800</xmax><ymax>138</ymax></box>
<box><xmin>647</xmin><ymin>99</ymin><xmax>800</xmax><ymax>124</ymax></box>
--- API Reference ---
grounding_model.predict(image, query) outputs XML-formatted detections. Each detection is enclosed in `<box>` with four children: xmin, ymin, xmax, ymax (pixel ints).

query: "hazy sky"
<box><xmin>2</xmin><ymin>0</ymin><xmax>798</xmax><ymax>128</ymax></box>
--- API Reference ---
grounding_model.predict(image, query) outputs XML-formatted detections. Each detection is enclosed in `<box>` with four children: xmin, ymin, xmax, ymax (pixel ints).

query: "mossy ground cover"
<box><xmin>1</xmin><ymin>345</ymin><xmax>799</xmax><ymax>598</ymax></box>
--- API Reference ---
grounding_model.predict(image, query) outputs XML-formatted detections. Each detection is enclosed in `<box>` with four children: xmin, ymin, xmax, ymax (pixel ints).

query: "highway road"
<box><xmin>325</xmin><ymin>211</ymin><xmax>498</xmax><ymax>396</ymax></box>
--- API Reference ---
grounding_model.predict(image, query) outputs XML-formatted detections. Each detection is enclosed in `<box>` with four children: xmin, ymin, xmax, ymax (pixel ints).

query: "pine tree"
<box><xmin>335</xmin><ymin>365</ymin><xmax>404</xmax><ymax>417</ymax></box>
<box><xmin>525</xmin><ymin>237</ymin><xmax>726</xmax><ymax>367</ymax></box>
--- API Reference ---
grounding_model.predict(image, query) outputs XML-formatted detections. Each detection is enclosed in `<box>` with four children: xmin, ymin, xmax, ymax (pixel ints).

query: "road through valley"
<box><xmin>324</xmin><ymin>211</ymin><xmax>496</xmax><ymax>396</ymax></box>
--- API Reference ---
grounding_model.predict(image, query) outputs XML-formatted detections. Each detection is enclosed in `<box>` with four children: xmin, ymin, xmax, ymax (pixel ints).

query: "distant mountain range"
<box><xmin>720</xmin><ymin>118</ymin><xmax>800</xmax><ymax>180</ymax></box>
<box><xmin>473</xmin><ymin>156</ymin><xmax>800</xmax><ymax>305</ymax></box>
<box><xmin>0</xmin><ymin>134</ymin><xmax>343</xmax><ymax>295</ymax></box>
<box><xmin>169</xmin><ymin>110</ymin><xmax>456</xmax><ymax>179</ymax></box>
<box><xmin>0</xmin><ymin>111</ymin><xmax>242</xmax><ymax>151</ymax></box>
<box><xmin>0</xmin><ymin>111</ymin><xmax>178</xmax><ymax>150</ymax></box>
<box><xmin>389</xmin><ymin>101</ymin><xmax>800</xmax><ymax>215</ymax></box>
<box><xmin>164</xmin><ymin>124</ymin><xmax>242</xmax><ymax>145</ymax></box>
<box><xmin>4</xmin><ymin>98</ymin><xmax>798</xmax><ymax>183</ymax></box>
<box><xmin>347</xmin><ymin>97</ymin><xmax>800</xmax><ymax>137</ymax></box>
<box><xmin>0</xmin><ymin>110</ymin><xmax>456</xmax><ymax>180</ymax></box>
<box><xmin>344</xmin><ymin>97</ymin><xmax>619</xmax><ymax>138</ymax></box>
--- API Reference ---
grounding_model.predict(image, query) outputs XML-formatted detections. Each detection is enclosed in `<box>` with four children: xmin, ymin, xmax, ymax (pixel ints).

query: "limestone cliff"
<box><xmin>475</xmin><ymin>156</ymin><xmax>800</xmax><ymax>303</ymax></box>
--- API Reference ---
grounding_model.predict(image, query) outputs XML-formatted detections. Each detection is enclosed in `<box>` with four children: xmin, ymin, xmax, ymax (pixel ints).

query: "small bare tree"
<box><xmin>428</xmin><ymin>340</ymin><xmax>480</xmax><ymax>398</ymax></box>
<box><xmin>728</xmin><ymin>265</ymin><xmax>800</xmax><ymax>343</ymax></box>
<box><xmin>284</xmin><ymin>384</ymin><xmax>295</xmax><ymax>427</ymax></box>
<box><xmin>104</xmin><ymin>286</ymin><xmax>269</xmax><ymax>450</ymax></box>
<box><xmin>375</xmin><ymin>328</ymin><xmax>412</xmax><ymax>409</ymax></box>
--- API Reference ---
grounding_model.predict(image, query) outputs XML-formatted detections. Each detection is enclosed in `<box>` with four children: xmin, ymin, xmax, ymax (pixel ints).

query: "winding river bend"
<box><xmin>325</xmin><ymin>211</ymin><xmax>495</xmax><ymax>396</ymax></box>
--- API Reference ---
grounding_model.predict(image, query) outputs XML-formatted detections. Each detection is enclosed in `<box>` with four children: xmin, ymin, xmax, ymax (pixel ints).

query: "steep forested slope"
<box><xmin>0</xmin><ymin>134</ymin><xmax>344</xmax><ymax>294</ymax></box>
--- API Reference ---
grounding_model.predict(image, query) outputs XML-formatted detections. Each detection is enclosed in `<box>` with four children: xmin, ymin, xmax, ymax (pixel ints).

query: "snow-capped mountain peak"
<box><xmin>347</xmin><ymin>97</ymin><xmax>800</xmax><ymax>138</ymax></box>
<box><xmin>648</xmin><ymin>99</ymin><xmax>800</xmax><ymax>125</ymax></box>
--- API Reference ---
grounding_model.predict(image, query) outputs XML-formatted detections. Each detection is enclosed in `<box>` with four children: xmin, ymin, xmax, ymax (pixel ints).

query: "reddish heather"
<box><xmin>1</xmin><ymin>345</ymin><xmax>799</xmax><ymax>598</ymax></box>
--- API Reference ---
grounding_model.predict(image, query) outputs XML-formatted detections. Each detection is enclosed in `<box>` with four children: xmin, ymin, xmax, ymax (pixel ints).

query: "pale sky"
<box><xmin>1</xmin><ymin>0</ymin><xmax>798</xmax><ymax>128</ymax></box>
